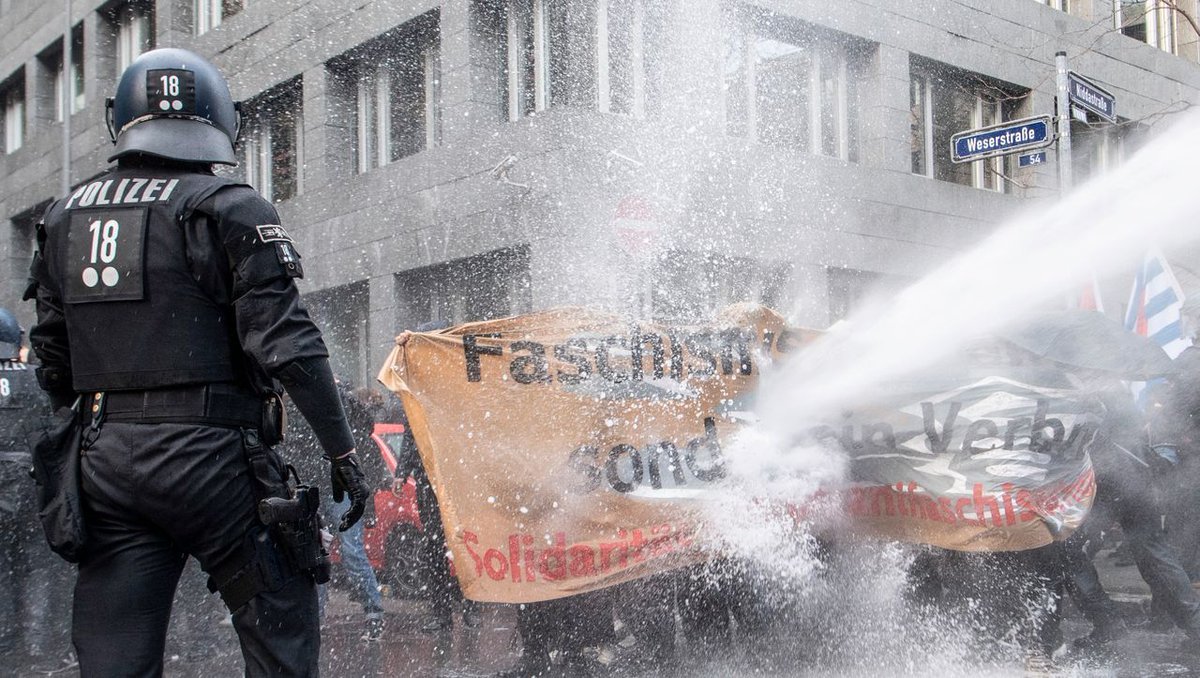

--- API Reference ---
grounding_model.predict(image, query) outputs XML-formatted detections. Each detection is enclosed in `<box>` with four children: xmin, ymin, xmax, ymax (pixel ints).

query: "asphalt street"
<box><xmin>11</xmin><ymin>549</ymin><xmax>1200</xmax><ymax>678</ymax></box>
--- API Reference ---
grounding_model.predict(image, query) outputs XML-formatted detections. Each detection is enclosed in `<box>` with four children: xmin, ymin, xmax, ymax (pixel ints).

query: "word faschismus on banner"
<box><xmin>951</xmin><ymin>115</ymin><xmax>1054</xmax><ymax>164</ymax></box>
<box><xmin>378</xmin><ymin>306</ymin><xmax>1096</xmax><ymax>603</ymax></box>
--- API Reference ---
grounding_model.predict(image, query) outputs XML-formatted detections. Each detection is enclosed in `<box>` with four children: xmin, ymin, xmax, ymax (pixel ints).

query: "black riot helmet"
<box><xmin>0</xmin><ymin>308</ymin><xmax>22</xmax><ymax>360</ymax></box>
<box><xmin>105</xmin><ymin>48</ymin><xmax>241</xmax><ymax>166</ymax></box>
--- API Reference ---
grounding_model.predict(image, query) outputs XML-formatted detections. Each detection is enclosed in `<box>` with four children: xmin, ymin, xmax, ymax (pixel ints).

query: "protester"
<box><xmin>1061</xmin><ymin>376</ymin><xmax>1200</xmax><ymax>653</ymax></box>
<box><xmin>1161</xmin><ymin>346</ymin><xmax>1200</xmax><ymax>581</ymax></box>
<box><xmin>498</xmin><ymin>591</ymin><xmax>615</xmax><ymax>677</ymax></box>
<box><xmin>391</xmin><ymin>323</ymin><xmax>481</xmax><ymax>633</ymax></box>
<box><xmin>391</xmin><ymin>397</ymin><xmax>482</xmax><ymax>632</ymax></box>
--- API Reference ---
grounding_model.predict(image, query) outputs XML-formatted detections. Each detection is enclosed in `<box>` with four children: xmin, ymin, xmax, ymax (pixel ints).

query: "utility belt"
<box><xmin>92</xmin><ymin>383</ymin><xmax>286</xmax><ymax>444</ymax></box>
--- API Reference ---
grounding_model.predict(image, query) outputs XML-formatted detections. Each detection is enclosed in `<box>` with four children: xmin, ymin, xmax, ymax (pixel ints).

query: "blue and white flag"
<box><xmin>1124</xmin><ymin>249</ymin><xmax>1191</xmax><ymax>359</ymax></box>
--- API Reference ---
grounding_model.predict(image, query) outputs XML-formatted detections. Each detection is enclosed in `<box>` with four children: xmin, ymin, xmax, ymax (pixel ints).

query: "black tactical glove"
<box><xmin>329</xmin><ymin>452</ymin><xmax>370</xmax><ymax>532</ymax></box>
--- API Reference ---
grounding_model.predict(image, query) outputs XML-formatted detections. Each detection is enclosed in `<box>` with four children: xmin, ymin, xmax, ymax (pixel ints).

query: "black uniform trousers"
<box><xmin>1064</xmin><ymin>479</ymin><xmax>1200</xmax><ymax>634</ymax></box>
<box><xmin>73</xmin><ymin>422</ymin><xmax>319</xmax><ymax>677</ymax></box>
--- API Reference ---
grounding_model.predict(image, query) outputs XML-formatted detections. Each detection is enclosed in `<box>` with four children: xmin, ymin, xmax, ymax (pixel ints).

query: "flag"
<box><xmin>1077</xmin><ymin>277</ymin><xmax>1104</xmax><ymax>312</ymax></box>
<box><xmin>1124</xmin><ymin>250</ymin><xmax>1191</xmax><ymax>359</ymax></box>
<box><xmin>1124</xmin><ymin>250</ymin><xmax>1191</xmax><ymax>405</ymax></box>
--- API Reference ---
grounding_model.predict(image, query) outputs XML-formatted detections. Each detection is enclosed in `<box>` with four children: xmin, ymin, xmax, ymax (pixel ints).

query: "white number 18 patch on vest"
<box><xmin>63</xmin><ymin>208</ymin><xmax>147</xmax><ymax>304</ymax></box>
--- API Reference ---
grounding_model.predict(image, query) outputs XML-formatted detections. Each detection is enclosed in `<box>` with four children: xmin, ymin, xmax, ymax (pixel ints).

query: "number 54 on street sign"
<box><xmin>950</xmin><ymin>115</ymin><xmax>1055</xmax><ymax>164</ymax></box>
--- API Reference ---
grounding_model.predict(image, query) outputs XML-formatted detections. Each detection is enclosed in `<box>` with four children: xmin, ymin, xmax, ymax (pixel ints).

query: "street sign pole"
<box><xmin>61</xmin><ymin>0</ymin><xmax>71</xmax><ymax>197</ymax></box>
<box><xmin>1055</xmin><ymin>51</ymin><xmax>1072</xmax><ymax>194</ymax></box>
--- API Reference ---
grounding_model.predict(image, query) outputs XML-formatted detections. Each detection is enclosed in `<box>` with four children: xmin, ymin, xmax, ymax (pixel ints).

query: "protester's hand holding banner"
<box><xmin>379</xmin><ymin>305</ymin><xmax>1097</xmax><ymax>603</ymax></box>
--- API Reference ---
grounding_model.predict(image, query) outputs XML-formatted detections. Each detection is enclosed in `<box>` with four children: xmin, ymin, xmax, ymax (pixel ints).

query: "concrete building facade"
<box><xmin>2</xmin><ymin>0</ymin><xmax>1200</xmax><ymax>386</ymax></box>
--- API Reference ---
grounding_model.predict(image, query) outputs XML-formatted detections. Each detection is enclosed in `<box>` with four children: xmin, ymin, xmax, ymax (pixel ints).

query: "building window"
<box><xmin>2</xmin><ymin>76</ymin><xmax>24</xmax><ymax>154</ymax></box>
<box><xmin>487</xmin><ymin>0</ymin><xmax>569</xmax><ymax>121</ymax></box>
<box><xmin>827</xmin><ymin>267</ymin><xmax>885</xmax><ymax>322</ymax></box>
<box><xmin>1071</xmin><ymin>113</ymin><xmax>1142</xmax><ymax>184</ymax></box>
<box><xmin>52</xmin><ymin>30</ymin><xmax>85</xmax><ymax>121</ymax></box>
<box><xmin>394</xmin><ymin>246</ymin><xmax>532</xmax><ymax>330</ymax></box>
<box><xmin>304</xmin><ymin>281</ymin><xmax>370</xmax><ymax>386</ymax></box>
<box><xmin>1033</xmin><ymin>0</ymin><xmax>1070</xmax><ymax>11</ymax></box>
<box><xmin>651</xmin><ymin>251</ymin><xmax>791</xmax><ymax>323</ymax></box>
<box><xmin>195</xmin><ymin>0</ymin><xmax>244</xmax><ymax>35</ymax></box>
<box><xmin>337</xmin><ymin>15</ymin><xmax>439</xmax><ymax>173</ymax></box>
<box><xmin>723</xmin><ymin>11</ymin><xmax>863</xmax><ymax>161</ymax></box>
<box><xmin>113</xmin><ymin>2</ymin><xmax>154</xmax><ymax>75</ymax></box>
<box><xmin>1119</xmin><ymin>0</ymin><xmax>1177</xmax><ymax>52</ymax></box>
<box><xmin>910</xmin><ymin>59</ymin><xmax>1027</xmax><ymax>192</ymax></box>
<box><xmin>474</xmin><ymin>0</ymin><xmax>570</xmax><ymax>122</ymax></box>
<box><xmin>596</xmin><ymin>0</ymin><xmax>661</xmax><ymax>117</ymax></box>
<box><xmin>241</xmin><ymin>78</ymin><xmax>302</xmax><ymax>203</ymax></box>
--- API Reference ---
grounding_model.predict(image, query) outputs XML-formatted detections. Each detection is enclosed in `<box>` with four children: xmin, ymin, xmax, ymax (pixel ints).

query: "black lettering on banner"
<box><xmin>1004</xmin><ymin>417</ymin><xmax>1031</xmax><ymax>450</ymax></box>
<box><xmin>840</xmin><ymin>420</ymin><xmax>861</xmax><ymax>453</ymax></box>
<box><xmin>63</xmin><ymin>207</ymin><xmax>148</xmax><ymax>304</ymax></box>
<box><xmin>647</xmin><ymin>442</ymin><xmax>685</xmax><ymax>489</ymax></box>
<box><xmin>962</xmin><ymin>419</ymin><xmax>1000</xmax><ymax>453</ymax></box>
<box><xmin>630</xmin><ymin>327</ymin><xmax>665</xmax><ymax>381</ymax></box>
<box><xmin>554</xmin><ymin>339</ymin><xmax>592</xmax><ymax>384</ymax></box>
<box><xmin>568</xmin><ymin>445</ymin><xmax>603</xmax><ymax>493</ymax></box>
<box><xmin>596</xmin><ymin>336</ymin><xmax>628</xmax><ymax>383</ymax></box>
<box><xmin>463</xmin><ymin>334</ymin><xmax>503</xmax><ymax>382</ymax></box>
<box><xmin>685</xmin><ymin>418</ymin><xmax>725</xmax><ymax>482</ymax></box>
<box><xmin>719</xmin><ymin>328</ymin><xmax>753</xmax><ymax>376</ymax></box>
<box><xmin>666</xmin><ymin>332</ymin><xmax>684</xmax><ymax>381</ymax></box>
<box><xmin>606</xmin><ymin>444</ymin><xmax>643</xmax><ymax>493</ymax></box>
<box><xmin>509</xmin><ymin>341</ymin><xmax>550</xmax><ymax>384</ymax></box>
<box><xmin>922</xmin><ymin>401</ymin><xmax>961</xmax><ymax>454</ymax></box>
<box><xmin>861</xmin><ymin>422</ymin><xmax>897</xmax><ymax>453</ymax></box>
<box><xmin>685</xmin><ymin>332</ymin><xmax>716</xmax><ymax>376</ymax></box>
<box><xmin>1030</xmin><ymin>399</ymin><xmax>1065</xmax><ymax>454</ymax></box>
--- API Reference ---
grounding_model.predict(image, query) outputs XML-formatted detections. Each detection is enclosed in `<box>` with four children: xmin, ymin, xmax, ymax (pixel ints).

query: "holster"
<box><xmin>259</xmin><ymin>486</ymin><xmax>331</xmax><ymax>585</ymax></box>
<box><xmin>242</xmin><ymin>428</ymin><xmax>330</xmax><ymax>583</ymax></box>
<box><xmin>208</xmin><ymin>428</ymin><xmax>330</xmax><ymax>612</ymax></box>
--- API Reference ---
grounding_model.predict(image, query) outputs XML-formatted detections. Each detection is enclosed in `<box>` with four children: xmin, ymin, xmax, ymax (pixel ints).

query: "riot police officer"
<box><xmin>25</xmin><ymin>48</ymin><xmax>371</xmax><ymax>676</ymax></box>
<box><xmin>0</xmin><ymin>308</ymin><xmax>74</xmax><ymax>668</ymax></box>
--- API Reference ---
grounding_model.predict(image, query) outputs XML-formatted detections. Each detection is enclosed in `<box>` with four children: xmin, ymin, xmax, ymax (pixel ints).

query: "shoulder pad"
<box><xmin>210</xmin><ymin>186</ymin><xmax>304</xmax><ymax>285</ymax></box>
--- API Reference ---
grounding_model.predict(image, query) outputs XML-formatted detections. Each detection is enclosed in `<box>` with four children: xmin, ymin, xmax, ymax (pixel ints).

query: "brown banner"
<box><xmin>378</xmin><ymin>305</ymin><xmax>1094</xmax><ymax>603</ymax></box>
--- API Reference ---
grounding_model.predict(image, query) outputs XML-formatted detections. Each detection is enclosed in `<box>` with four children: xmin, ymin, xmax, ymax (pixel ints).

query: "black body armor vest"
<box><xmin>41</xmin><ymin>168</ymin><xmax>243</xmax><ymax>392</ymax></box>
<box><xmin>0</xmin><ymin>359</ymin><xmax>47</xmax><ymax>453</ymax></box>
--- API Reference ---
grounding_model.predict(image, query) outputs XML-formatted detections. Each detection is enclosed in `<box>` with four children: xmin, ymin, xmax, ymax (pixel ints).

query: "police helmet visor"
<box><xmin>108</xmin><ymin>116</ymin><xmax>237</xmax><ymax>165</ymax></box>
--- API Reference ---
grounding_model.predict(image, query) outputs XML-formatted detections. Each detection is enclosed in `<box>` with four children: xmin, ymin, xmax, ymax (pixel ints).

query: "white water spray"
<box><xmin>699</xmin><ymin>110</ymin><xmax>1200</xmax><ymax>676</ymax></box>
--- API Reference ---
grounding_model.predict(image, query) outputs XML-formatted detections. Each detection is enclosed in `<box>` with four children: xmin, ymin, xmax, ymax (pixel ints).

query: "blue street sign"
<box><xmin>950</xmin><ymin>115</ymin><xmax>1055</xmax><ymax>164</ymax></box>
<box><xmin>1067</xmin><ymin>72</ymin><xmax>1116</xmax><ymax>123</ymax></box>
<box><xmin>1018</xmin><ymin>151</ymin><xmax>1047</xmax><ymax>168</ymax></box>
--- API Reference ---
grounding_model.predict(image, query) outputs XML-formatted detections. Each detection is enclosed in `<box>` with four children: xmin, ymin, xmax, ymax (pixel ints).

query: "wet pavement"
<box><xmin>12</xmin><ymin>548</ymin><xmax>1200</xmax><ymax>677</ymax></box>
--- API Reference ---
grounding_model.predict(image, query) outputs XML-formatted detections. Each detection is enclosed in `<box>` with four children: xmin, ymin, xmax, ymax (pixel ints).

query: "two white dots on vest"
<box><xmin>82</xmin><ymin>266</ymin><xmax>119</xmax><ymax>288</ymax></box>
